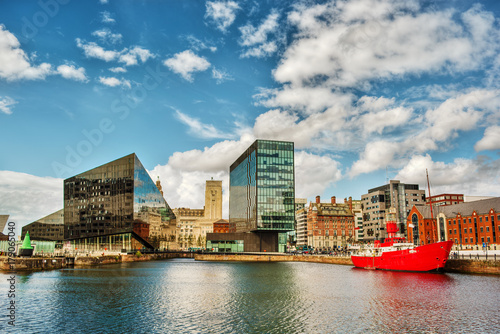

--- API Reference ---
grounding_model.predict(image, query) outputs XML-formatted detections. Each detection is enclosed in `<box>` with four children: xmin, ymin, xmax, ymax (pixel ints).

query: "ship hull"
<box><xmin>351</xmin><ymin>240</ymin><xmax>454</xmax><ymax>272</ymax></box>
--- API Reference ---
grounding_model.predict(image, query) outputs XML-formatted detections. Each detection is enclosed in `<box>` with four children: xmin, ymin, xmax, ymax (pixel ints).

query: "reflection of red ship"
<box><xmin>351</xmin><ymin>208</ymin><xmax>453</xmax><ymax>272</ymax></box>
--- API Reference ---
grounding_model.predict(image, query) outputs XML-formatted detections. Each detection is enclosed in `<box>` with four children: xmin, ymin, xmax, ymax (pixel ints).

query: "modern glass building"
<box><xmin>207</xmin><ymin>140</ymin><xmax>294</xmax><ymax>252</ymax></box>
<box><xmin>64</xmin><ymin>153</ymin><xmax>175</xmax><ymax>251</ymax></box>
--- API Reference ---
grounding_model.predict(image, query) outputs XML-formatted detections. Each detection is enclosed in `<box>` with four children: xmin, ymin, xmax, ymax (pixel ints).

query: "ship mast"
<box><xmin>426</xmin><ymin>169</ymin><xmax>436</xmax><ymax>243</ymax></box>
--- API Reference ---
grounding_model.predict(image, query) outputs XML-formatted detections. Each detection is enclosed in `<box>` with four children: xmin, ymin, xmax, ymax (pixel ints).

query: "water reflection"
<box><xmin>1</xmin><ymin>260</ymin><xmax>499</xmax><ymax>333</ymax></box>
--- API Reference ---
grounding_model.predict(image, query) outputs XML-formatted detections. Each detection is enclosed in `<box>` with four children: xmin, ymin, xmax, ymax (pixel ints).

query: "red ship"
<box><xmin>351</xmin><ymin>207</ymin><xmax>453</xmax><ymax>272</ymax></box>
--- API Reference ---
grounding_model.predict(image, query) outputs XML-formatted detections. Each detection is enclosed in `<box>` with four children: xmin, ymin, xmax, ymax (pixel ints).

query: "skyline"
<box><xmin>1</xmin><ymin>0</ymin><xmax>500</xmax><ymax>232</ymax></box>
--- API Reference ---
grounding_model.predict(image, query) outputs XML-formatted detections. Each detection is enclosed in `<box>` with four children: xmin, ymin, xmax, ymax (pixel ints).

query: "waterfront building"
<box><xmin>207</xmin><ymin>139</ymin><xmax>295</xmax><ymax>252</ymax></box>
<box><xmin>21</xmin><ymin>209</ymin><xmax>64</xmax><ymax>241</ymax></box>
<box><xmin>361</xmin><ymin>180</ymin><xmax>425</xmax><ymax>241</ymax></box>
<box><xmin>296</xmin><ymin>207</ymin><xmax>308</xmax><ymax>248</ymax></box>
<box><xmin>173</xmin><ymin>179</ymin><xmax>223</xmax><ymax>249</ymax></box>
<box><xmin>0</xmin><ymin>215</ymin><xmax>9</xmax><ymax>241</ymax></box>
<box><xmin>407</xmin><ymin>197</ymin><xmax>500</xmax><ymax>250</ymax></box>
<box><xmin>351</xmin><ymin>200</ymin><xmax>364</xmax><ymax>241</ymax></box>
<box><xmin>286</xmin><ymin>198</ymin><xmax>307</xmax><ymax>249</ymax></box>
<box><xmin>63</xmin><ymin>153</ymin><xmax>176</xmax><ymax>252</ymax></box>
<box><xmin>307</xmin><ymin>196</ymin><xmax>355</xmax><ymax>249</ymax></box>
<box><xmin>213</xmin><ymin>219</ymin><xmax>230</xmax><ymax>233</ymax></box>
<box><xmin>426</xmin><ymin>193</ymin><xmax>464</xmax><ymax>206</ymax></box>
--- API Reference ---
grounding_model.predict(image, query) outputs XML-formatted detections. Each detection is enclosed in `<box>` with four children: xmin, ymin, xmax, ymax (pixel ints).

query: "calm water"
<box><xmin>1</xmin><ymin>259</ymin><xmax>500</xmax><ymax>333</ymax></box>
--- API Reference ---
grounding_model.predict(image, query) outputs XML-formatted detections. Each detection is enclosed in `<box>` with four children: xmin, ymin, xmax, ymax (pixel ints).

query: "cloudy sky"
<box><xmin>1</xmin><ymin>0</ymin><xmax>499</xmax><ymax>233</ymax></box>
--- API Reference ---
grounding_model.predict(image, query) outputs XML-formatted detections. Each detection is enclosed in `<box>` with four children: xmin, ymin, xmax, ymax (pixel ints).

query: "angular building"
<box><xmin>22</xmin><ymin>209</ymin><xmax>64</xmax><ymax>241</ymax></box>
<box><xmin>64</xmin><ymin>153</ymin><xmax>176</xmax><ymax>251</ymax></box>
<box><xmin>207</xmin><ymin>139</ymin><xmax>295</xmax><ymax>252</ymax></box>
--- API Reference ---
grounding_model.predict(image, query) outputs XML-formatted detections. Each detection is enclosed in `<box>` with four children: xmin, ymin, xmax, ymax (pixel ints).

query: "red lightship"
<box><xmin>351</xmin><ymin>208</ymin><xmax>453</xmax><ymax>272</ymax></box>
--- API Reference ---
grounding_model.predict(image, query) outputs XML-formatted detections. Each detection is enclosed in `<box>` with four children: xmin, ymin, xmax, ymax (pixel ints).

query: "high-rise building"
<box><xmin>63</xmin><ymin>153</ymin><xmax>176</xmax><ymax>251</ymax></box>
<box><xmin>207</xmin><ymin>139</ymin><xmax>295</xmax><ymax>252</ymax></box>
<box><xmin>22</xmin><ymin>209</ymin><xmax>64</xmax><ymax>241</ymax></box>
<box><xmin>361</xmin><ymin>180</ymin><xmax>425</xmax><ymax>241</ymax></box>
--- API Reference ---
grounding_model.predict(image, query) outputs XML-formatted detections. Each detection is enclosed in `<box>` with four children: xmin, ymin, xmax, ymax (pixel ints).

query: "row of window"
<box><xmin>450</xmin><ymin>225</ymin><xmax>499</xmax><ymax>235</ymax></box>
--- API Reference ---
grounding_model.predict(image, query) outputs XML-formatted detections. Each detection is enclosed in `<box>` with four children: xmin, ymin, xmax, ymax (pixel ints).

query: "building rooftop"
<box><xmin>413</xmin><ymin>197</ymin><xmax>500</xmax><ymax>218</ymax></box>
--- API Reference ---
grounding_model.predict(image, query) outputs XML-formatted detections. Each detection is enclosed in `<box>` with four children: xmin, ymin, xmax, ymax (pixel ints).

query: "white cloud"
<box><xmin>174</xmin><ymin>109</ymin><xmax>233</xmax><ymax>139</ymax></box>
<box><xmin>98</xmin><ymin>76</ymin><xmax>131</xmax><ymax>88</ymax></box>
<box><xmin>118</xmin><ymin>46</ymin><xmax>155</xmax><ymax>66</ymax></box>
<box><xmin>92</xmin><ymin>28</ymin><xmax>122</xmax><ymax>44</ymax></box>
<box><xmin>99</xmin><ymin>0</ymin><xmax>109</xmax><ymax>4</ymax></box>
<box><xmin>475</xmin><ymin>126</ymin><xmax>500</xmax><ymax>152</ymax></box>
<box><xmin>416</xmin><ymin>90</ymin><xmax>500</xmax><ymax>146</ymax></box>
<box><xmin>76</xmin><ymin>39</ymin><xmax>153</xmax><ymax>66</ymax></box>
<box><xmin>185</xmin><ymin>35</ymin><xmax>217</xmax><ymax>52</ymax></box>
<box><xmin>56</xmin><ymin>64</ymin><xmax>88</xmax><ymax>82</ymax></box>
<box><xmin>0</xmin><ymin>96</ymin><xmax>17</xmax><ymax>115</ymax></box>
<box><xmin>359</xmin><ymin>106</ymin><xmax>413</xmax><ymax>135</ymax></box>
<box><xmin>76</xmin><ymin>38</ymin><xmax>119</xmax><ymax>61</ymax></box>
<box><xmin>205</xmin><ymin>1</ymin><xmax>240</xmax><ymax>33</ymax></box>
<box><xmin>239</xmin><ymin>10</ymin><xmax>280</xmax><ymax>58</ymax></box>
<box><xmin>163</xmin><ymin>50</ymin><xmax>211</xmax><ymax>82</ymax></box>
<box><xmin>212</xmin><ymin>68</ymin><xmax>233</xmax><ymax>84</ymax></box>
<box><xmin>255</xmin><ymin>86</ymin><xmax>354</xmax><ymax>115</ymax></box>
<box><xmin>0</xmin><ymin>171</ymin><xmax>63</xmax><ymax>234</ymax></box>
<box><xmin>101</xmin><ymin>11</ymin><xmax>115</xmax><ymax>23</ymax></box>
<box><xmin>0</xmin><ymin>25</ymin><xmax>52</xmax><ymax>81</ymax></box>
<box><xmin>271</xmin><ymin>1</ymin><xmax>499</xmax><ymax>89</ymax></box>
<box><xmin>294</xmin><ymin>151</ymin><xmax>342</xmax><ymax>198</ymax></box>
<box><xmin>396</xmin><ymin>154</ymin><xmax>500</xmax><ymax>196</ymax></box>
<box><xmin>349</xmin><ymin>140</ymin><xmax>400</xmax><ymax>177</ymax></box>
<box><xmin>109</xmin><ymin>67</ymin><xmax>127</xmax><ymax>73</ymax></box>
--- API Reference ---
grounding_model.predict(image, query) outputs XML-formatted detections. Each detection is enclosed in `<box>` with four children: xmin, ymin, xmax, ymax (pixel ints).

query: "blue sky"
<box><xmin>1</xmin><ymin>0</ymin><xmax>500</xmax><ymax>232</ymax></box>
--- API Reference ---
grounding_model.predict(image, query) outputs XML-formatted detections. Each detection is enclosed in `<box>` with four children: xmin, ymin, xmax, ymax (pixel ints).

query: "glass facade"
<box><xmin>230</xmin><ymin>140</ymin><xmax>295</xmax><ymax>233</ymax></box>
<box><xmin>206</xmin><ymin>240</ymin><xmax>244</xmax><ymax>253</ymax></box>
<box><xmin>64</xmin><ymin>153</ymin><xmax>175</xmax><ymax>251</ymax></box>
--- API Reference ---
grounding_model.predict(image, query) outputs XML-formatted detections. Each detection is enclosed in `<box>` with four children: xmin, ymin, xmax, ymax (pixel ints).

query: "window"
<box><xmin>470</xmin><ymin>228</ymin><xmax>473</xmax><ymax>233</ymax></box>
<box><xmin>479</xmin><ymin>217</ymin><xmax>482</xmax><ymax>223</ymax></box>
<box><xmin>486</xmin><ymin>226</ymin><xmax>490</xmax><ymax>232</ymax></box>
<box><xmin>480</xmin><ymin>227</ymin><xmax>483</xmax><ymax>233</ymax></box>
<box><xmin>465</xmin><ymin>238</ymin><xmax>468</xmax><ymax>243</ymax></box>
<box><xmin>486</xmin><ymin>216</ymin><xmax>489</xmax><ymax>222</ymax></box>
<box><xmin>464</xmin><ymin>228</ymin><xmax>467</xmax><ymax>234</ymax></box>
<box><xmin>487</xmin><ymin>237</ymin><xmax>490</xmax><ymax>243</ymax></box>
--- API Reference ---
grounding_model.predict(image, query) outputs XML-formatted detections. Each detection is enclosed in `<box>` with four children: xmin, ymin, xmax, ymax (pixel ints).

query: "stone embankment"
<box><xmin>0</xmin><ymin>252</ymin><xmax>194</xmax><ymax>271</ymax></box>
<box><xmin>194</xmin><ymin>253</ymin><xmax>353</xmax><ymax>265</ymax></box>
<box><xmin>195</xmin><ymin>253</ymin><xmax>500</xmax><ymax>275</ymax></box>
<box><xmin>2</xmin><ymin>253</ymin><xmax>500</xmax><ymax>275</ymax></box>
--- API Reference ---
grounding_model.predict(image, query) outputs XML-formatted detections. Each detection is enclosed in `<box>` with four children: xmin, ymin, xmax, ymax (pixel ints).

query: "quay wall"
<box><xmin>0</xmin><ymin>252</ymin><xmax>194</xmax><ymax>271</ymax></box>
<box><xmin>2</xmin><ymin>254</ymin><xmax>500</xmax><ymax>275</ymax></box>
<box><xmin>195</xmin><ymin>254</ymin><xmax>353</xmax><ymax>265</ymax></box>
<box><xmin>445</xmin><ymin>259</ymin><xmax>500</xmax><ymax>275</ymax></box>
<box><xmin>196</xmin><ymin>254</ymin><xmax>500</xmax><ymax>275</ymax></box>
